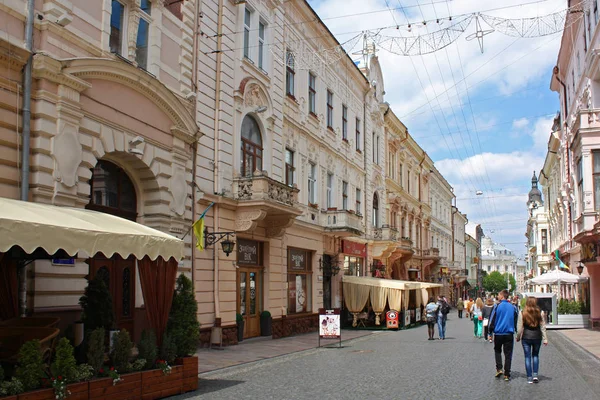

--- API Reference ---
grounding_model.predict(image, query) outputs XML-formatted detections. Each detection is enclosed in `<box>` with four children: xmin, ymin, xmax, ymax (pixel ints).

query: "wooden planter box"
<box><xmin>67</xmin><ymin>382</ymin><xmax>89</xmax><ymax>400</ymax></box>
<box><xmin>17</xmin><ymin>388</ymin><xmax>54</xmax><ymax>400</ymax></box>
<box><xmin>141</xmin><ymin>366</ymin><xmax>182</xmax><ymax>400</ymax></box>
<box><xmin>2</xmin><ymin>396</ymin><xmax>17</xmax><ymax>400</ymax></box>
<box><xmin>177</xmin><ymin>357</ymin><xmax>198</xmax><ymax>393</ymax></box>
<box><xmin>89</xmin><ymin>372</ymin><xmax>141</xmax><ymax>400</ymax></box>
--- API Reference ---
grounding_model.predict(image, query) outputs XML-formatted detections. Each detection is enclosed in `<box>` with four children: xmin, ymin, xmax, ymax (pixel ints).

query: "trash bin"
<box><xmin>386</xmin><ymin>310</ymin><xmax>399</xmax><ymax>329</ymax></box>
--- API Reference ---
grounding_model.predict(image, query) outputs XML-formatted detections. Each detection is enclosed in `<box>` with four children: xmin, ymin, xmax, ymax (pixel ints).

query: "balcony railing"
<box><xmin>321</xmin><ymin>209</ymin><xmax>364</xmax><ymax>234</ymax></box>
<box><xmin>233</xmin><ymin>172</ymin><xmax>299</xmax><ymax>207</ymax></box>
<box><xmin>373</xmin><ymin>226</ymin><xmax>399</xmax><ymax>241</ymax></box>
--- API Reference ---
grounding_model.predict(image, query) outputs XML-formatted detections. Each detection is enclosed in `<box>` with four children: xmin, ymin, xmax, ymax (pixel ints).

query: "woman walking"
<box><xmin>457</xmin><ymin>298</ymin><xmax>464</xmax><ymax>319</ymax></box>
<box><xmin>517</xmin><ymin>297</ymin><xmax>548</xmax><ymax>384</ymax></box>
<box><xmin>425</xmin><ymin>298</ymin><xmax>439</xmax><ymax>341</ymax></box>
<box><xmin>470</xmin><ymin>297</ymin><xmax>484</xmax><ymax>338</ymax></box>
<box><xmin>482</xmin><ymin>297</ymin><xmax>495</xmax><ymax>342</ymax></box>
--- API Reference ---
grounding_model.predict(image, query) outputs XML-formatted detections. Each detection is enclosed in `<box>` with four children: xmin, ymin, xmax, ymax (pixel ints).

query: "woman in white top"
<box><xmin>470</xmin><ymin>297</ymin><xmax>484</xmax><ymax>338</ymax></box>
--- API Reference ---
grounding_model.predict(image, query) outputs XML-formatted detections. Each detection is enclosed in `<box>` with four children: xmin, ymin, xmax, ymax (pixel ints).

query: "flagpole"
<box><xmin>182</xmin><ymin>202</ymin><xmax>215</xmax><ymax>240</ymax></box>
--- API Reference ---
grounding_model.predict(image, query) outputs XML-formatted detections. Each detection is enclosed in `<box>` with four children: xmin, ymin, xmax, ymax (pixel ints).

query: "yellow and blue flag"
<box><xmin>192</xmin><ymin>217</ymin><xmax>204</xmax><ymax>250</ymax></box>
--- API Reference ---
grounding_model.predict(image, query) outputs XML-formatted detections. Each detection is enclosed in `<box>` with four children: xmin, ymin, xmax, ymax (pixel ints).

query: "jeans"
<box><xmin>437</xmin><ymin>315</ymin><xmax>447</xmax><ymax>338</ymax></box>
<box><xmin>473</xmin><ymin>318</ymin><xmax>482</xmax><ymax>337</ymax></box>
<box><xmin>522</xmin><ymin>339</ymin><xmax>542</xmax><ymax>378</ymax></box>
<box><xmin>494</xmin><ymin>334</ymin><xmax>514</xmax><ymax>376</ymax></box>
<box><xmin>458</xmin><ymin>310</ymin><xmax>463</xmax><ymax>318</ymax></box>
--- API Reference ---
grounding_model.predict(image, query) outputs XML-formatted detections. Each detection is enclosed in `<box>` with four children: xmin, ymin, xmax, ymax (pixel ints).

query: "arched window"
<box><xmin>372</xmin><ymin>193</ymin><xmax>379</xmax><ymax>228</ymax></box>
<box><xmin>87</xmin><ymin>160</ymin><xmax>137</xmax><ymax>221</ymax></box>
<box><xmin>241</xmin><ymin>115</ymin><xmax>263</xmax><ymax>176</ymax></box>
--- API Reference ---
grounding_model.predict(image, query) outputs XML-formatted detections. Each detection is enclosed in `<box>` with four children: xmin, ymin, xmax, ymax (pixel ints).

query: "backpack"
<box><xmin>441</xmin><ymin>301</ymin><xmax>450</xmax><ymax>315</ymax></box>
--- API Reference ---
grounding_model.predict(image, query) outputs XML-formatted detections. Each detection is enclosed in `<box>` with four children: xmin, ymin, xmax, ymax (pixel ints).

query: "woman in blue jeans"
<box><xmin>516</xmin><ymin>297</ymin><xmax>548</xmax><ymax>384</ymax></box>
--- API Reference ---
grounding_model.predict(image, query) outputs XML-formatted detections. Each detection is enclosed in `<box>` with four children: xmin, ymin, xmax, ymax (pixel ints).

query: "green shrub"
<box><xmin>72</xmin><ymin>364</ymin><xmax>94</xmax><ymax>382</ymax></box>
<box><xmin>51</xmin><ymin>338</ymin><xmax>77</xmax><ymax>381</ymax></box>
<box><xmin>0</xmin><ymin>378</ymin><xmax>24</xmax><ymax>396</ymax></box>
<box><xmin>110</xmin><ymin>329</ymin><xmax>133</xmax><ymax>372</ymax></box>
<box><xmin>158</xmin><ymin>333</ymin><xmax>177</xmax><ymax>364</ymax></box>
<box><xmin>260</xmin><ymin>310</ymin><xmax>271</xmax><ymax>318</ymax></box>
<box><xmin>129</xmin><ymin>359</ymin><xmax>146</xmax><ymax>372</ymax></box>
<box><xmin>166</xmin><ymin>275</ymin><xmax>200</xmax><ymax>358</ymax></box>
<box><xmin>15</xmin><ymin>340</ymin><xmax>44</xmax><ymax>391</ymax></box>
<box><xmin>86</xmin><ymin>328</ymin><xmax>105</xmax><ymax>376</ymax></box>
<box><xmin>0</xmin><ymin>364</ymin><xmax>3</xmax><ymax>382</ymax></box>
<box><xmin>137</xmin><ymin>329</ymin><xmax>158</xmax><ymax>370</ymax></box>
<box><xmin>79</xmin><ymin>274</ymin><xmax>114</xmax><ymax>331</ymax></box>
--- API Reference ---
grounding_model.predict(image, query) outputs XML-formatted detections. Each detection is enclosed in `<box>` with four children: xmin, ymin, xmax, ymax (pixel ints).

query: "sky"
<box><xmin>307</xmin><ymin>0</ymin><xmax>567</xmax><ymax>258</ymax></box>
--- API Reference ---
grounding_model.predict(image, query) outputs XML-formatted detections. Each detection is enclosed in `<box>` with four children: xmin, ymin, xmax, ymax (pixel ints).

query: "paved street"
<box><xmin>177</xmin><ymin>316</ymin><xmax>600</xmax><ymax>400</ymax></box>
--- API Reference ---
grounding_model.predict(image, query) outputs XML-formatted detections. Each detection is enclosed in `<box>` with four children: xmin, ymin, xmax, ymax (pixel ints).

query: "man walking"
<box><xmin>437</xmin><ymin>295</ymin><xmax>450</xmax><ymax>340</ymax></box>
<box><xmin>488</xmin><ymin>289</ymin><xmax>518</xmax><ymax>381</ymax></box>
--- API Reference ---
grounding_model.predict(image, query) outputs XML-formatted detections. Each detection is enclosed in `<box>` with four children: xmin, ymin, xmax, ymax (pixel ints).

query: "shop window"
<box><xmin>87</xmin><ymin>160</ymin><xmax>137</xmax><ymax>221</ymax></box>
<box><xmin>110</xmin><ymin>1</ymin><xmax>125</xmax><ymax>55</ymax></box>
<box><xmin>343</xmin><ymin>256</ymin><xmax>364</xmax><ymax>276</ymax></box>
<box><xmin>287</xmin><ymin>248</ymin><xmax>312</xmax><ymax>314</ymax></box>
<box><xmin>241</xmin><ymin>115</ymin><xmax>263</xmax><ymax>176</ymax></box>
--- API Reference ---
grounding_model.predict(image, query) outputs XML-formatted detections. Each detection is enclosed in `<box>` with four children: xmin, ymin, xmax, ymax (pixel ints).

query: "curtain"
<box><xmin>388</xmin><ymin>288</ymin><xmax>402</xmax><ymax>311</ymax></box>
<box><xmin>0</xmin><ymin>252</ymin><xmax>18</xmax><ymax>320</ymax></box>
<box><xmin>421</xmin><ymin>289</ymin><xmax>429</xmax><ymax>307</ymax></box>
<box><xmin>403</xmin><ymin>289</ymin><xmax>410</xmax><ymax>310</ymax></box>
<box><xmin>370</xmin><ymin>287</ymin><xmax>388</xmax><ymax>325</ymax></box>
<box><xmin>138</xmin><ymin>256</ymin><xmax>178</xmax><ymax>345</ymax></box>
<box><xmin>415</xmin><ymin>288</ymin><xmax>422</xmax><ymax>309</ymax></box>
<box><xmin>343</xmin><ymin>282</ymin><xmax>370</xmax><ymax>327</ymax></box>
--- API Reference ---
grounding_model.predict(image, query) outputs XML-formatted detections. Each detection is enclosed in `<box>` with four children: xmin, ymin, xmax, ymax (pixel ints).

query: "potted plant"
<box><xmin>236</xmin><ymin>313</ymin><xmax>244</xmax><ymax>342</ymax></box>
<box><xmin>260</xmin><ymin>311</ymin><xmax>272</xmax><ymax>337</ymax></box>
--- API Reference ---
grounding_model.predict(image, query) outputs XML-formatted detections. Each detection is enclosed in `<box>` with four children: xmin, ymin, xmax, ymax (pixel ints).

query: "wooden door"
<box><xmin>237</xmin><ymin>267</ymin><xmax>261</xmax><ymax>338</ymax></box>
<box><xmin>89</xmin><ymin>255</ymin><xmax>136</xmax><ymax>337</ymax></box>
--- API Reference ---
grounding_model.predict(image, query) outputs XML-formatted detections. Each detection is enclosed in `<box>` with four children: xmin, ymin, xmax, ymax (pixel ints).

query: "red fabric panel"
<box><xmin>138</xmin><ymin>256</ymin><xmax>178</xmax><ymax>345</ymax></box>
<box><xmin>0</xmin><ymin>252</ymin><xmax>19</xmax><ymax>320</ymax></box>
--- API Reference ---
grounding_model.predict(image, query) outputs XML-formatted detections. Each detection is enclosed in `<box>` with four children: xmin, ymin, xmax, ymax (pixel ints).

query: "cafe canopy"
<box><xmin>342</xmin><ymin>276</ymin><xmax>442</xmax><ymax>326</ymax></box>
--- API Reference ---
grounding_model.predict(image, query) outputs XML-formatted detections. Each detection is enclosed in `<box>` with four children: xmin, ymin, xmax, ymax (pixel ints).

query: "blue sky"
<box><xmin>307</xmin><ymin>0</ymin><xmax>566</xmax><ymax>257</ymax></box>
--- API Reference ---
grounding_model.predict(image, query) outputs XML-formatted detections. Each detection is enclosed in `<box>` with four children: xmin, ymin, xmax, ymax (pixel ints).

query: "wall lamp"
<box><xmin>204</xmin><ymin>229</ymin><xmax>236</xmax><ymax>256</ymax></box>
<box><xmin>577</xmin><ymin>263</ymin><xmax>584</xmax><ymax>276</ymax></box>
<box><xmin>319</xmin><ymin>257</ymin><xmax>341</xmax><ymax>276</ymax></box>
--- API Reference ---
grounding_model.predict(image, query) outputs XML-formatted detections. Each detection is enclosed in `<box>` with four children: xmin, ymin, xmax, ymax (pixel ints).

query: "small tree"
<box><xmin>79</xmin><ymin>274</ymin><xmax>114</xmax><ymax>332</ymax></box>
<box><xmin>86</xmin><ymin>328</ymin><xmax>105</xmax><ymax>376</ymax></box>
<box><xmin>0</xmin><ymin>364</ymin><xmax>4</xmax><ymax>382</ymax></box>
<box><xmin>110</xmin><ymin>329</ymin><xmax>133</xmax><ymax>372</ymax></box>
<box><xmin>15</xmin><ymin>340</ymin><xmax>44</xmax><ymax>391</ymax></box>
<box><xmin>51</xmin><ymin>338</ymin><xmax>77</xmax><ymax>382</ymax></box>
<box><xmin>482</xmin><ymin>271</ymin><xmax>508</xmax><ymax>295</ymax></box>
<box><xmin>137</xmin><ymin>329</ymin><xmax>158</xmax><ymax>370</ymax></box>
<box><xmin>158</xmin><ymin>333</ymin><xmax>177</xmax><ymax>364</ymax></box>
<box><xmin>166</xmin><ymin>274</ymin><xmax>200</xmax><ymax>357</ymax></box>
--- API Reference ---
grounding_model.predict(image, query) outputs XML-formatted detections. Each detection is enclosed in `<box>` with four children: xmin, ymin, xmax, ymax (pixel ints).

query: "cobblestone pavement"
<box><xmin>176</xmin><ymin>316</ymin><xmax>600</xmax><ymax>400</ymax></box>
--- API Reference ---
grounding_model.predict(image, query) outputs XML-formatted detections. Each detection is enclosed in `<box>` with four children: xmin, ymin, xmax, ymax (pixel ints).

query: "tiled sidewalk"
<box><xmin>557</xmin><ymin>328</ymin><xmax>600</xmax><ymax>360</ymax></box>
<box><xmin>195</xmin><ymin>329</ymin><xmax>377</xmax><ymax>374</ymax></box>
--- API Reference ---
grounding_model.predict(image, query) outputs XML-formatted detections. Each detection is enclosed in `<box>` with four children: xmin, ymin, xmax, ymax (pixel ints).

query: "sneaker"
<box><xmin>533</xmin><ymin>376</ymin><xmax>539</xmax><ymax>383</ymax></box>
<box><xmin>495</xmin><ymin>370</ymin><xmax>503</xmax><ymax>378</ymax></box>
<box><xmin>527</xmin><ymin>377</ymin><xmax>533</xmax><ymax>384</ymax></box>
<box><xmin>504</xmin><ymin>375</ymin><xmax>510</xmax><ymax>381</ymax></box>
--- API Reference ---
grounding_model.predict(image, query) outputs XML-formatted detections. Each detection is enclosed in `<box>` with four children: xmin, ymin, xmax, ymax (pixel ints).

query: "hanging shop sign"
<box><xmin>237</xmin><ymin>239</ymin><xmax>259</xmax><ymax>265</ymax></box>
<box><xmin>342</xmin><ymin>240</ymin><xmax>367</xmax><ymax>257</ymax></box>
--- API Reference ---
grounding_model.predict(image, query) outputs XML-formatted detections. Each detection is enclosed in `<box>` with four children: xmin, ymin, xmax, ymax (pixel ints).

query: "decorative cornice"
<box><xmin>32</xmin><ymin>54</ymin><xmax>91</xmax><ymax>92</ymax></box>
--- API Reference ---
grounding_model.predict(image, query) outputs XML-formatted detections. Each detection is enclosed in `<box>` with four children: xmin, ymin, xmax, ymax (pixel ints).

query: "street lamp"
<box><xmin>577</xmin><ymin>263</ymin><xmax>584</xmax><ymax>276</ymax></box>
<box><xmin>204</xmin><ymin>229</ymin><xmax>236</xmax><ymax>256</ymax></box>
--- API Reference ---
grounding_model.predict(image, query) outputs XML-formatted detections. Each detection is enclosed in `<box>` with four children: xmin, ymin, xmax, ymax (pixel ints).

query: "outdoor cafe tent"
<box><xmin>342</xmin><ymin>275</ymin><xmax>442</xmax><ymax>326</ymax></box>
<box><xmin>0</xmin><ymin>197</ymin><xmax>185</xmax><ymax>343</ymax></box>
<box><xmin>526</xmin><ymin>269</ymin><xmax>588</xmax><ymax>285</ymax></box>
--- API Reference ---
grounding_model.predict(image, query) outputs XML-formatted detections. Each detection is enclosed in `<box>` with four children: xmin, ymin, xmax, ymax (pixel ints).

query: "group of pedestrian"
<box><xmin>426</xmin><ymin>290</ymin><xmax>549</xmax><ymax>384</ymax></box>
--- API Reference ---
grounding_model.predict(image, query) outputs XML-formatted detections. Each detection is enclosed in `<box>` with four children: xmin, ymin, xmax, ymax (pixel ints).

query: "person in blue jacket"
<box><xmin>488</xmin><ymin>289</ymin><xmax>518</xmax><ymax>381</ymax></box>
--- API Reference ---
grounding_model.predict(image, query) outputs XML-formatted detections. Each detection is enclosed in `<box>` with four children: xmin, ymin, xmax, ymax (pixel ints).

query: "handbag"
<box><xmin>483</xmin><ymin>318</ymin><xmax>489</xmax><ymax>327</ymax></box>
<box><xmin>478</xmin><ymin>315</ymin><xmax>483</xmax><ymax>321</ymax></box>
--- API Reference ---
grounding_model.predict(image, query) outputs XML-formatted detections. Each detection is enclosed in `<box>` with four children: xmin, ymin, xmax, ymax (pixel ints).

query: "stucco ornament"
<box><xmin>244</xmin><ymin>83</ymin><xmax>267</xmax><ymax>109</ymax></box>
<box><xmin>170</xmin><ymin>168</ymin><xmax>187</xmax><ymax>216</ymax></box>
<box><xmin>52</xmin><ymin>123</ymin><xmax>83</xmax><ymax>187</ymax></box>
<box><xmin>235</xmin><ymin>209</ymin><xmax>267</xmax><ymax>232</ymax></box>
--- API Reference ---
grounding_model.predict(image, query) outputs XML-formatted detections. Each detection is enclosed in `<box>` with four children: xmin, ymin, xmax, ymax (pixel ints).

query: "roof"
<box><xmin>0</xmin><ymin>197</ymin><xmax>184</xmax><ymax>261</ymax></box>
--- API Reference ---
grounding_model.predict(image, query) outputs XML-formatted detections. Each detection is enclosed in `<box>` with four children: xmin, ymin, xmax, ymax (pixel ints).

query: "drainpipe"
<box><xmin>190</xmin><ymin>0</ymin><xmax>201</xmax><ymax>289</ymax></box>
<box><xmin>212</xmin><ymin>0</ymin><xmax>224</xmax><ymax>321</ymax></box>
<box><xmin>19</xmin><ymin>0</ymin><xmax>35</xmax><ymax>317</ymax></box>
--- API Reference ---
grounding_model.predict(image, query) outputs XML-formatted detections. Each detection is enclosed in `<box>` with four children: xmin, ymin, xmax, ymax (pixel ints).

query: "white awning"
<box><xmin>0</xmin><ymin>198</ymin><xmax>184</xmax><ymax>261</ymax></box>
<box><xmin>526</xmin><ymin>269</ymin><xmax>588</xmax><ymax>285</ymax></box>
<box><xmin>342</xmin><ymin>275</ymin><xmax>443</xmax><ymax>290</ymax></box>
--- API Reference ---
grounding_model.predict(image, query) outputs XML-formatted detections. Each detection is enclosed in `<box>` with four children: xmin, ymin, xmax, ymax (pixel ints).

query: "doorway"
<box><xmin>237</xmin><ymin>267</ymin><xmax>262</xmax><ymax>339</ymax></box>
<box><xmin>89</xmin><ymin>255</ymin><xmax>136</xmax><ymax>336</ymax></box>
<box><xmin>322</xmin><ymin>254</ymin><xmax>333</xmax><ymax>310</ymax></box>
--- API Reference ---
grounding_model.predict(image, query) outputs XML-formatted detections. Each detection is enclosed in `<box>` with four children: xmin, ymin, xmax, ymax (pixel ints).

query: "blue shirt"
<box><xmin>425</xmin><ymin>303</ymin><xmax>438</xmax><ymax>319</ymax></box>
<box><xmin>489</xmin><ymin>300</ymin><xmax>518</xmax><ymax>335</ymax></box>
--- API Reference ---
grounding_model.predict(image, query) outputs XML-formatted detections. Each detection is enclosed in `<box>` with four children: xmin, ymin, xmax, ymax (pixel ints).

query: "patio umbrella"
<box><xmin>526</xmin><ymin>269</ymin><xmax>587</xmax><ymax>285</ymax></box>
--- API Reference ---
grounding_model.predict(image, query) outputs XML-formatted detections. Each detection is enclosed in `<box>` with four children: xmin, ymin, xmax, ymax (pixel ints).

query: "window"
<box><xmin>136</xmin><ymin>0</ymin><xmax>151</xmax><ymax>69</ymax></box>
<box><xmin>308</xmin><ymin>73</ymin><xmax>316</xmax><ymax>114</ymax></box>
<box><xmin>241</xmin><ymin>115</ymin><xmax>263</xmax><ymax>176</ymax></box>
<box><xmin>372</xmin><ymin>132</ymin><xmax>376</xmax><ymax>163</ymax></box>
<box><xmin>243</xmin><ymin>8</ymin><xmax>251</xmax><ymax>59</ymax></box>
<box><xmin>355</xmin><ymin>118</ymin><xmax>361</xmax><ymax>151</ymax></box>
<box><xmin>585</xmin><ymin>14</ymin><xmax>589</xmax><ymax>53</ymax></box>
<box><xmin>594</xmin><ymin>151</ymin><xmax>600</xmax><ymax>210</ymax></box>
<box><xmin>356</xmin><ymin>188</ymin><xmax>361</xmax><ymax>215</ymax></box>
<box><xmin>578</xmin><ymin>157</ymin><xmax>584</xmax><ymax>213</ymax></box>
<box><xmin>596</xmin><ymin>0</ymin><xmax>599</xmax><ymax>25</ymax></box>
<box><xmin>342</xmin><ymin>105</ymin><xmax>348</xmax><ymax>140</ymax></box>
<box><xmin>343</xmin><ymin>256</ymin><xmax>364</xmax><ymax>276</ymax></box>
<box><xmin>286</xmin><ymin>50</ymin><xmax>295</xmax><ymax>97</ymax></box>
<box><xmin>87</xmin><ymin>160</ymin><xmax>137</xmax><ymax>221</ymax></box>
<box><xmin>371</xmin><ymin>193</ymin><xmax>379</xmax><ymax>228</ymax></box>
<box><xmin>327</xmin><ymin>90</ymin><xmax>334</xmax><ymax>129</ymax></box>
<box><xmin>285</xmin><ymin>149</ymin><xmax>295</xmax><ymax>186</ymax></box>
<box><xmin>342</xmin><ymin>181</ymin><xmax>348</xmax><ymax>210</ymax></box>
<box><xmin>308</xmin><ymin>162</ymin><xmax>316</xmax><ymax>204</ymax></box>
<box><xmin>287</xmin><ymin>248</ymin><xmax>312</xmax><ymax>314</ymax></box>
<box><xmin>391</xmin><ymin>211</ymin><xmax>396</xmax><ymax>228</ymax></box>
<box><xmin>541</xmin><ymin>229</ymin><xmax>548</xmax><ymax>254</ymax></box>
<box><xmin>110</xmin><ymin>1</ymin><xmax>125</xmax><ymax>55</ymax></box>
<box><xmin>399</xmin><ymin>163</ymin><xmax>403</xmax><ymax>186</ymax></box>
<box><xmin>326</xmin><ymin>173</ymin><xmax>333</xmax><ymax>208</ymax></box>
<box><xmin>258</xmin><ymin>21</ymin><xmax>265</xmax><ymax>69</ymax></box>
<box><xmin>407</xmin><ymin>170</ymin><xmax>411</xmax><ymax>193</ymax></box>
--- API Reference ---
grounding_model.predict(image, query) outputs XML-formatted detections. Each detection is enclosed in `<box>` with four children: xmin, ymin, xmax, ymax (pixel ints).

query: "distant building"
<box><xmin>481</xmin><ymin>236</ymin><xmax>517</xmax><ymax>292</ymax></box>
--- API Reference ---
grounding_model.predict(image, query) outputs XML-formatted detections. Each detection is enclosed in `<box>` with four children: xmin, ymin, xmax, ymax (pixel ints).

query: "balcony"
<box><xmin>373</xmin><ymin>226</ymin><xmax>399</xmax><ymax>242</ymax></box>
<box><xmin>321</xmin><ymin>209</ymin><xmax>364</xmax><ymax>236</ymax></box>
<box><xmin>233</xmin><ymin>171</ymin><xmax>302</xmax><ymax>237</ymax></box>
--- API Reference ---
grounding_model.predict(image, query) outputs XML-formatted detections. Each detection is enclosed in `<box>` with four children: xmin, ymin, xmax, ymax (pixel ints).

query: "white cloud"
<box><xmin>512</xmin><ymin>117</ymin><xmax>529</xmax><ymax>130</ymax></box>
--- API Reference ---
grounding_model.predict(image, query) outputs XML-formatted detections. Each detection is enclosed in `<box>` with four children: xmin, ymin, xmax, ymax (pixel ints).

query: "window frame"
<box><xmin>243</xmin><ymin>7</ymin><xmax>252</xmax><ymax>60</ymax></box>
<box><xmin>541</xmin><ymin>229</ymin><xmax>548</xmax><ymax>254</ymax></box>
<box><xmin>308</xmin><ymin>162</ymin><xmax>317</xmax><ymax>204</ymax></box>
<box><xmin>109</xmin><ymin>0</ymin><xmax>126</xmax><ymax>56</ymax></box>
<box><xmin>355</xmin><ymin>118</ymin><xmax>361</xmax><ymax>152</ymax></box>
<box><xmin>285</xmin><ymin>148</ymin><xmax>295</xmax><ymax>187</ymax></box>
<box><xmin>287</xmin><ymin>248</ymin><xmax>312</xmax><ymax>314</ymax></box>
<box><xmin>240</xmin><ymin>115</ymin><xmax>263</xmax><ymax>177</ymax></box>
<box><xmin>577</xmin><ymin>156</ymin><xmax>584</xmax><ymax>213</ymax></box>
<box><xmin>372</xmin><ymin>193</ymin><xmax>379</xmax><ymax>228</ymax></box>
<box><xmin>593</xmin><ymin>151</ymin><xmax>600</xmax><ymax>210</ymax></box>
<box><xmin>135</xmin><ymin>2</ymin><xmax>152</xmax><ymax>70</ymax></box>
<box><xmin>308</xmin><ymin>72</ymin><xmax>316</xmax><ymax>115</ymax></box>
<box><xmin>342</xmin><ymin>181</ymin><xmax>348</xmax><ymax>210</ymax></box>
<box><xmin>326</xmin><ymin>172</ymin><xmax>334</xmax><ymax>208</ymax></box>
<box><xmin>342</xmin><ymin>104</ymin><xmax>348</xmax><ymax>141</ymax></box>
<box><xmin>286</xmin><ymin>50</ymin><xmax>295</xmax><ymax>98</ymax></box>
<box><xmin>326</xmin><ymin>90</ymin><xmax>334</xmax><ymax>130</ymax></box>
<box><xmin>356</xmin><ymin>188</ymin><xmax>362</xmax><ymax>215</ymax></box>
<box><xmin>258</xmin><ymin>20</ymin><xmax>266</xmax><ymax>70</ymax></box>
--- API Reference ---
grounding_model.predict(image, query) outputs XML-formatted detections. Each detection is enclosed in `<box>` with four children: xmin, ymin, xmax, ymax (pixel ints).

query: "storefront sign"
<box><xmin>342</xmin><ymin>240</ymin><xmax>367</xmax><ymax>258</ymax></box>
<box><xmin>318</xmin><ymin>308</ymin><xmax>341</xmax><ymax>347</ymax></box>
<box><xmin>237</xmin><ymin>239</ymin><xmax>259</xmax><ymax>265</ymax></box>
<box><xmin>288</xmin><ymin>248</ymin><xmax>309</xmax><ymax>271</ymax></box>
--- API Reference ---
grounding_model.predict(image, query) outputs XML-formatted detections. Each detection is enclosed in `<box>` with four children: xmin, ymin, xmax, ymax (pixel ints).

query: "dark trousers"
<box><xmin>494</xmin><ymin>334</ymin><xmax>514</xmax><ymax>375</ymax></box>
<box><xmin>458</xmin><ymin>310</ymin><xmax>463</xmax><ymax>318</ymax></box>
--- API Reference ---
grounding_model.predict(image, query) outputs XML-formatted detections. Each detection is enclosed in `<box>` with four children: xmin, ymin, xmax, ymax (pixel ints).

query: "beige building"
<box><xmin>0</xmin><ymin>0</ymin><xmax>199</xmax><ymax>339</ymax></box>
